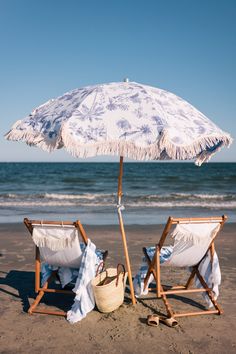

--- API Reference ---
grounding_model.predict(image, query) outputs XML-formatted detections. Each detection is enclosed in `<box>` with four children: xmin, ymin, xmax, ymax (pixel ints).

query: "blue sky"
<box><xmin>0</xmin><ymin>0</ymin><xmax>235</xmax><ymax>162</ymax></box>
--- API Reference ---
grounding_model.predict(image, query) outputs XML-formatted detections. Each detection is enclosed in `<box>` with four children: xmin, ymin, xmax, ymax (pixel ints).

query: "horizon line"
<box><xmin>0</xmin><ymin>161</ymin><xmax>235</xmax><ymax>164</ymax></box>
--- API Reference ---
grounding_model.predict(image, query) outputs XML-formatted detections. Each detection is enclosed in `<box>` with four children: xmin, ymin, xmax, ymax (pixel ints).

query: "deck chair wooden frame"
<box><xmin>143</xmin><ymin>215</ymin><xmax>227</xmax><ymax>319</ymax></box>
<box><xmin>24</xmin><ymin>218</ymin><xmax>107</xmax><ymax>317</ymax></box>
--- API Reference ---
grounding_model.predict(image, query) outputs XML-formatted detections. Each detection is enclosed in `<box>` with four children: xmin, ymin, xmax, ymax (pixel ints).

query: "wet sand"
<box><xmin>0</xmin><ymin>222</ymin><xmax>236</xmax><ymax>353</ymax></box>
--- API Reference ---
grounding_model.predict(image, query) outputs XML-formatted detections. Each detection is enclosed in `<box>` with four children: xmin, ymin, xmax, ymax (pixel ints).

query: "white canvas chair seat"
<box><xmin>142</xmin><ymin>215</ymin><xmax>227</xmax><ymax>320</ymax></box>
<box><xmin>32</xmin><ymin>226</ymin><xmax>82</xmax><ymax>268</ymax></box>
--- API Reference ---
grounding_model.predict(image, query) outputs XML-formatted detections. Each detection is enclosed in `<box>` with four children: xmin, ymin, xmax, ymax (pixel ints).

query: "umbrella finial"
<box><xmin>123</xmin><ymin>78</ymin><xmax>129</xmax><ymax>82</ymax></box>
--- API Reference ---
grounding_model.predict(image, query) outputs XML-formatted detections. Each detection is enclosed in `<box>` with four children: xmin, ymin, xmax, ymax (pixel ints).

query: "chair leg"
<box><xmin>156</xmin><ymin>246</ymin><xmax>161</xmax><ymax>298</ymax></box>
<box><xmin>31</xmin><ymin>308</ymin><xmax>66</xmax><ymax>316</ymax></box>
<box><xmin>143</xmin><ymin>248</ymin><xmax>174</xmax><ymax>317</ymax></box>
<box><xmin>185</xmin><ymin>268</ymin><xmax>197</xmax><ymax>289</ymax></box>
<box><xmin>143</xmin><ymin>247</ymin><xmax>154</xmax><ymax>292</ymax></box>
<box><xmin>160</xmin><ymin>283</ymin><xmax>174</xmax><ymax>318</ymax></box>
<box><xmin>28</xmin><ymin>273</ymin><xmax>54</xmax><ymax>315</ymax></box>
<box><xmin>195</xmin><ymin>269</ymin><xmax>223</xmax><ymax>314</ymax></box>
<box><xmin>28</xmin><ymin>290</ymin><xmax>45</xmax><ymax>314</ymax></box>
<box><xmin>28</xmin><ymin>286</ymin><xmax>67</xmax><ymax>316</ymax></box>
<box><xmin>143</xmin><ymin>269</ymin><xmax>152</xmax><ymax>291</ymax></box>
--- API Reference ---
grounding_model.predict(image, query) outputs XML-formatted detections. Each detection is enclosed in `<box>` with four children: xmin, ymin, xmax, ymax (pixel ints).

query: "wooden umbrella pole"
<box><xmin>117</xmin><ymin>156</ymin><xmax>136</xmax><ymax>305</ymax></box>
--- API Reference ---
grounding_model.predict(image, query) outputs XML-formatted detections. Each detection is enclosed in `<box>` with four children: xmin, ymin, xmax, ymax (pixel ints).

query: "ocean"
<box><xmin>0</xmin><ymin>162</ymin><xmax>235</xmax><ymax>224</ymax></box>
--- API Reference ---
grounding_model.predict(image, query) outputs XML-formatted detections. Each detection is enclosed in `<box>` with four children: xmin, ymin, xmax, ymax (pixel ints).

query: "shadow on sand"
<box><xmin>0</xmin><ymin>270</ymin><xmax>74</xmax><ymax>313</ymax></box>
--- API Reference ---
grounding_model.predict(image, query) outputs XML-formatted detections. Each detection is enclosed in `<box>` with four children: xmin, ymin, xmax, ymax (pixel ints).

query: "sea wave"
<box><xmin>1</xmin><ymin>192</ymin><xmax>235</xmax><ymax>200</ymax></box>
<box><xmin>44</xmin><ymin>193</ymin><xmax>113</xmax><ymax>200</ymax></box>
<box><xmin>127</xmin><ymin>201</ymin><xmax>236</xmax><ymax>209</ymax></box>
<box><xmin>165</xmin><ymin>193</ymin><xmax>231</xmax><ymax>200</ymax></box>
<box><xmin>0</xmin><ymin>195</ymin><xmax>236</xmax><ymax>209</ymax></box>
<box><xmin>0</xmin><ymin>192</ymin><xmax>114</xmax><ymax>200</ymax></box>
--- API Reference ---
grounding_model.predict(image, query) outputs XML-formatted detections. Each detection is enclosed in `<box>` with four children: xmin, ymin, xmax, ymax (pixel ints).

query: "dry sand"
<box><xmin>0</xmin><ymin>222</ymin><xmax>236</xmax><ymax>354</ymax></box>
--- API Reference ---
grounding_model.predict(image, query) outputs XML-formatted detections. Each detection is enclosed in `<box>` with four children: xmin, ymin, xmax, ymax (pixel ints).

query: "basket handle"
<box><xmin>96</xmin><ymin>261</ymin><xmax>105</xmax><ymax>276</ymax></box>
<box><xmin>116</xmin><ymin>263</ymin><xmax>126</xmax><ymax>286</ymax></box>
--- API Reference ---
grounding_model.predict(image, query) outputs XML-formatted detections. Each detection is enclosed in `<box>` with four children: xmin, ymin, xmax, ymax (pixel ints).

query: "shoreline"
<box><xmin>1</xmin><ymin>221</ymin><xmax>235</xmax><ymax>227</ymax></box>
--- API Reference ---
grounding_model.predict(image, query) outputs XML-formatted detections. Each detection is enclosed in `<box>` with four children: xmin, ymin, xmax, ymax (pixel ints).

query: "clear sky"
<box><xmin>0</xmin><ymin>0</ymin><xmax>235</xmax><ymax>162</ymax></box>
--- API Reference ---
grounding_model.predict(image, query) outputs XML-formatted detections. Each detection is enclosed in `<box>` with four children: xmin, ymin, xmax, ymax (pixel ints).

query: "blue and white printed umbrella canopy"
<box><xmin>5</xmin><ymin>81</ymin><xmax>232</xmax><ymax>165</ymax></box>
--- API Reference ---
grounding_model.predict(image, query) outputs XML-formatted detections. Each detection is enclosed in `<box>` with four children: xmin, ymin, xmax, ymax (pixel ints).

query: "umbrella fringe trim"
<box><xmin>61</xmin><ymin>127</ymin><xmax>232</xmax><ymax>165</ymax></box>
<box><xmin>5</xmin><ymin>125</ymin><xmax>232</xmax><ymax>165</ymax></box>
<box><xmin>159</xmin><ymin>131</ymin><xmax>233</xmax><ymax>165</ymax></box>
<box><xmin>4</xmin><ymin>124</ymin><xmax>60</xmax><ymax>152</ymax></box>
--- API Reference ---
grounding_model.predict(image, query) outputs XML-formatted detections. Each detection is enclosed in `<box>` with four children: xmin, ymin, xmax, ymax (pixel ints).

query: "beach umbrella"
<box><xmin>5</xmin><ymin>79</ymin><xmax>232</xmax><ymax>305</ymax></box>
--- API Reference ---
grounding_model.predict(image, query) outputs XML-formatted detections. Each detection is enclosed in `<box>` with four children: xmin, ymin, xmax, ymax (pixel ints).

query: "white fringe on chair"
<box><xmin>171</xmin><ymin>223</ymin><xmax>221</xmax><ymax>245</ymax></box>
<box><xmin>32</xmin><ymin>227</ymin><xmax>78</xmax><ymax>251</ymax></box>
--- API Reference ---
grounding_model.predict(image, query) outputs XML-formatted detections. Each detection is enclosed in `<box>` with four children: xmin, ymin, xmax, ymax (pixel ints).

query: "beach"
<box><xmin>1</xmin><ymin>222</ymin><xmax>236</xmax><ymax>354</ymax></box>
<box><xmin>1</xmin><ymin>0</ymin><xmax>235</xmax><ymax>352</ymax></box>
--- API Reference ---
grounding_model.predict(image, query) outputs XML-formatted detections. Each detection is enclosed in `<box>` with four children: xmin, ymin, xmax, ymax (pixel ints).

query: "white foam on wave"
<box><xmin>44</xmin><ymin>193</ymin><xmax>114</xmax><ymax>200</ymax></box>
<box><xmin>1</xmin><ymin>191</ymin><xmax>235</xmax><ymax>211</ymax></box>
<box><xmin>0</xmin><ymin>193</ymin><xmax>19</xmax><ymax>198</ymax></box>
<box><xmin>0</xmin><ymin>201</ymin><xmax>113</xmax><ymax>207</ymax></box>
<box><xmin>1</xmin><ymin>192</ymin><xmax>234</xmax><ymax>201</ymax></box>
<box><xmin>127</xmin><ymin>201</ymin><xmax>236</xmax><ymax>209</ymax></box>
<box><xmin>0</xmin><ymin>200</ymin><xmax>236</xmax><ymax>209</ymax></box>
<box><xmin>145</xmin><ymin>193</ymin><xmax>231</xmax><ymax>200</ymax></box>
<box><xmin>177</xmin><ymin>193</ymin><xmax>230</xmax><ymax>200</ymax></box>
<box><xmin>0</xmin><ymin>201</ymin><xmax>76</xmax><ymax>207</ymax></box>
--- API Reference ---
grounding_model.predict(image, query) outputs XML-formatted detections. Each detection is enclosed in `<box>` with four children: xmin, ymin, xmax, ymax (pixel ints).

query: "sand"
<box><xmin>0</xmin><ymin>222</ymin><xmax>236</xmax><ymax>354</ymax></box>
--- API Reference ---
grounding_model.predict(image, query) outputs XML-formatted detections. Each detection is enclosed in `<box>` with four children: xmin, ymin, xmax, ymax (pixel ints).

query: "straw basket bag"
<box><xmin>91</xmin><ymin>264</ymin><xmax>128</xmax><ymax>313</ymax></box>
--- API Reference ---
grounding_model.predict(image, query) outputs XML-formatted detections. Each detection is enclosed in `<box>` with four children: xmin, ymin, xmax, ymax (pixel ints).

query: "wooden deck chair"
<box><xmin>24</xmin><ymin>218</ymin><xmax>108</xmax><ymax>316</ymax></box>
<box><xmin>143</xmin><ymin>215</ymin><xmax>227</xmax><ymax>319</ymax></box>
